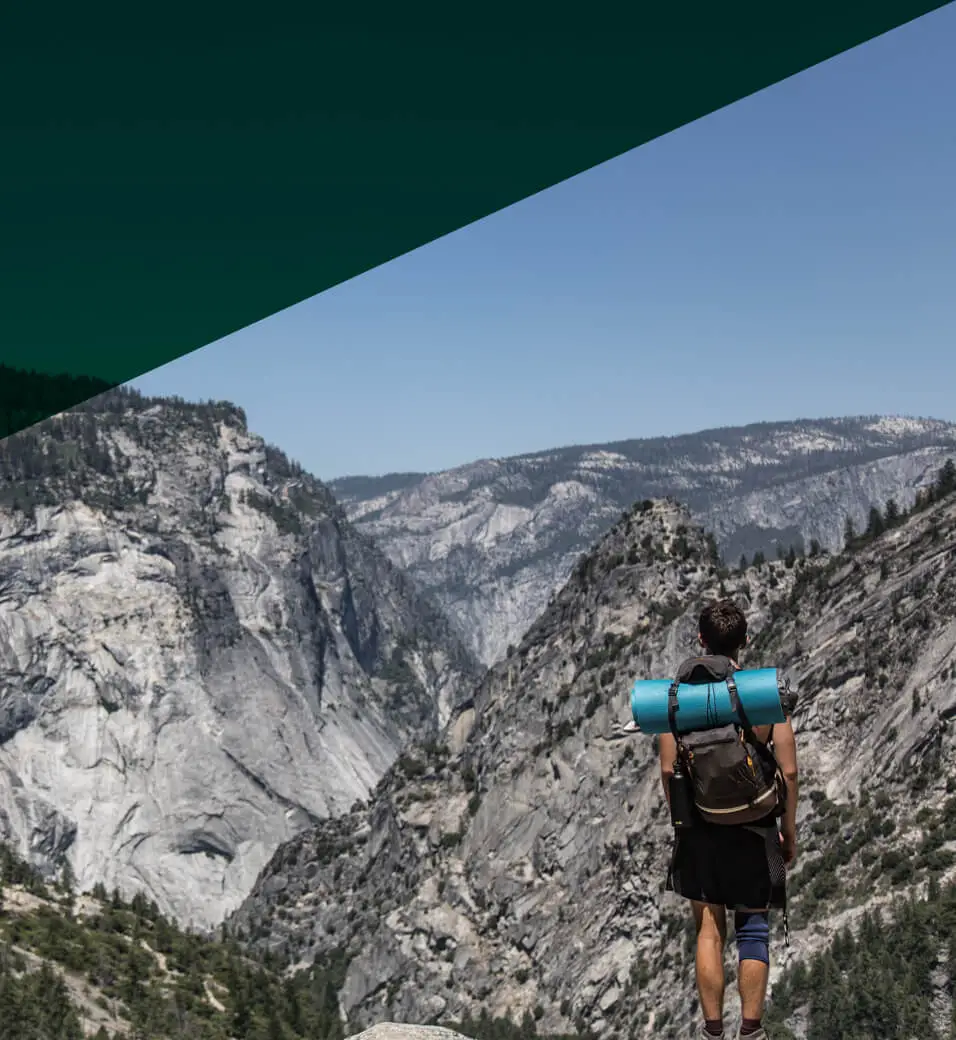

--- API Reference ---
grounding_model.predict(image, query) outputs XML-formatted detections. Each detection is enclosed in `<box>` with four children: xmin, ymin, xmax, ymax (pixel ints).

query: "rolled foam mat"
<box><xmin>630</xmin><ymin>668</ymin><xmax>785</xmax><ymax>734</ymax></box>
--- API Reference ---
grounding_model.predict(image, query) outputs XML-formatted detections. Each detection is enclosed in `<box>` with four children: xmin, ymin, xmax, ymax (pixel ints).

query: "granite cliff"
<box><xmin>0</xmin><ymin>389</ymin><xmax>479</xmax><ymax>929</ymax></box>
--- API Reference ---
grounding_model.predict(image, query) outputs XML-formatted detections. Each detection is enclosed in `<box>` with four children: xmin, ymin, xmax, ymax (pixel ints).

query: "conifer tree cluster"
<box><xmin>766</xmin><ymin>876</ymin><xmax>956</xmax><ymax>1040</ymax></box>
<box><xmin>737</xmin><ymin>458</ymin><xmax>956</xmax><ymax>572</ymax></box>
<box><xmin>0</xmin><ymin>843</ymin><xmax>352</xmax><ymax>1040</ymax></box>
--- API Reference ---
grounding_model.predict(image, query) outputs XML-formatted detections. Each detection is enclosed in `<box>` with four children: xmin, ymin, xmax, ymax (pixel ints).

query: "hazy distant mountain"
<box><xmin>330</xmin><ymin>416</ymin><xmax>956</xmax><ymax>663</ymax></box>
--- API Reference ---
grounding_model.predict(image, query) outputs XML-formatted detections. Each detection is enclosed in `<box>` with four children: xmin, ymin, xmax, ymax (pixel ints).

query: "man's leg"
<box><xmin>734</xmin><ymin>908</ymin><xmax>771</xmax><ymax>1037</ymax></box>
<box><xmin>692</xmin><ymin>900</ymin><xmax>728</xmax><ymax>1036</ymax></box>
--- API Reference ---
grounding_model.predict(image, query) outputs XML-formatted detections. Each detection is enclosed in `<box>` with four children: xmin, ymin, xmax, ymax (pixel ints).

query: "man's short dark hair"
<box><xmin>699</xmin><ymin>599</ymin><xmax>748</xmax><ymax>657</ymax></box>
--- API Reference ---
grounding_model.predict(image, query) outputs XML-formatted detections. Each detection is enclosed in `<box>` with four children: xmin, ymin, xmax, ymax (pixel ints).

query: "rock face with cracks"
<box><xmin>349</xmin><ymin>1027</ymin><xmax>472</xmax><ymax>1040</ymax></box>
<box><xmin>234</xmin><ymin>486</ymin><xmax>956</xmax><ymax>1040</ymax></box>
<box><xmin>0</xmin><ymin>389</ymin><xmax>479</xmax><ymax>929</ymax></box>
<box><xmin>331</xmin><ymin>416</ymin><xmax>956</xmax><ymax>664</ymax></box>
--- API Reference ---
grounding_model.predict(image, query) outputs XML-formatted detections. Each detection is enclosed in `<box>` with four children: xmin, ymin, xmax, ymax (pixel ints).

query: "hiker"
<box><xmin>657</xmin><ymin>599</ymin><xmax>799</xmax><ymax>1040</ymax></box>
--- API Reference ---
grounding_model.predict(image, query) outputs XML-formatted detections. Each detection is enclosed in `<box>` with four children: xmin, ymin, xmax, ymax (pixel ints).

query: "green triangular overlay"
<box><xmin>0</xmin><ymin>2</ymin><xmax>951</xmax><ymax>437</ymax></box>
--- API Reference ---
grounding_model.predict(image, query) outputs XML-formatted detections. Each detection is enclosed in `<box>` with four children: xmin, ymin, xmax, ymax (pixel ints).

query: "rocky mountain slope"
<box><xmin>330</xmin><ymin>416</ymin><xmax>956</xmax><ymax>664</ymax></box>
<box><xmin>233</xmin><ymin>465</ymin><xmax>956</xmax><ymax>1040</ymax></box>
<box><xmin>0</xmin><ymin>389</ymin><xmax>479</xmax><ymax>930</ymax></box>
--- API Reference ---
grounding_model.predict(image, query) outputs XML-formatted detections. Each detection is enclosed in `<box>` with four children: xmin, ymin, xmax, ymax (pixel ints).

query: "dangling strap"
<box><xmin>745</xmin><ymin>822</ymin><xmax>791</xmax><ymax>948</ymax></box>
<box><xmin>779</xmin><ymin>857</ymin><xmax>791</xmax><ymax>948</ymax></box>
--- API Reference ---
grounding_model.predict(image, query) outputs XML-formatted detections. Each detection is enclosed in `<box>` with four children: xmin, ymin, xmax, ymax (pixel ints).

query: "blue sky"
<box><xmin>130</xmin><ymin>4</ymin><xmax>956</xmax><ymax>480</ymax></box>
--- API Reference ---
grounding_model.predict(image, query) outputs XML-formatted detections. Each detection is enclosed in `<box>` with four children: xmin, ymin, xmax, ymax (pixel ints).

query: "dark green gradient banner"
<box><xmin>0</xmin><ymin>3</ymin><xmax>951</xmax><ymax>433</ymax></box>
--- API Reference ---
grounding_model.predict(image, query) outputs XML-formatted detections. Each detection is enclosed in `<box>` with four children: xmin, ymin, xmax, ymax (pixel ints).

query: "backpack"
<box><xmin>668</xmin><ymin>655</ymin><xmax>786</xmax><ymax>827</ymax></box>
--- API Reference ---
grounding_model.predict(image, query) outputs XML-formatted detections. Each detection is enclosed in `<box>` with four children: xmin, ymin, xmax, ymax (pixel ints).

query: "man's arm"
<box><xmin>658</xmin><ymin>732</ymin><xmax>677</xmax><ymax>806</ymax></box>
<box><xmin>772</xmin><ymin>716</ymin><xmax>799</xmax><ymax>864</ymax></box>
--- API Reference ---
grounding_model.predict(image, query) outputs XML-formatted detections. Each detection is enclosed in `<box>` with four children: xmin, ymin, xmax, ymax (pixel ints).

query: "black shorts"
<box><xmin>666</xmin><ymin>817</ymin><xmax>786</xmax><ymax>911</ymax></box>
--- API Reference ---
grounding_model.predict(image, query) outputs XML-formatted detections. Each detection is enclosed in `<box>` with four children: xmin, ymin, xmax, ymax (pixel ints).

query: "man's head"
<box><xmin>698</xmin><ymin>598</ymin><xmax>748</xmax><ymax>658</ymax></box>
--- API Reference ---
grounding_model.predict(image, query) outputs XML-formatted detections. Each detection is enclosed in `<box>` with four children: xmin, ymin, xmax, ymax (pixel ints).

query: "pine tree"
<box><xmin>267</xmin><ymin>1003</ymin><xmax>286</xmax><ymax>1040</ymax></box>
<box><xmin>59</xmin><ymin>859</ymin><xmax>76</xmax><ymax>914</ymax></box>
<box><xmin>865</xmin><ymin>506</ymin><xmax>885</xmax><ymax>540</ymax></box>
<box><xmin>884</xmin><ymin>497</ymin><xmax>900</xmax><ymax>528</ymax></box>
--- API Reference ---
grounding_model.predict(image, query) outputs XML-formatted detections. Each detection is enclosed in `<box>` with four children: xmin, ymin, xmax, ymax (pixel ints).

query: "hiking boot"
<box><xmin>736</xmin><ymin>1029</ymin><xmax>767</xmax><ymax>1040</ymax></box>
<box><xmin>697</xmin><ymin>1025</ymin><xmax>724</xmax><ymax>1040</ymax></box>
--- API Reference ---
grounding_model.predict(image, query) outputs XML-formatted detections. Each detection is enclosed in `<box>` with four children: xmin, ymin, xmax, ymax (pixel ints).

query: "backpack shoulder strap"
<box><xmin>666</xmin><ymin>676</ymin><xmax>683</xmax><ymax>743</ymax></box>
<box><xmin>729</xmin><ymin>673</ymin><xmax>784</xmax><ymax>777</ymax></box>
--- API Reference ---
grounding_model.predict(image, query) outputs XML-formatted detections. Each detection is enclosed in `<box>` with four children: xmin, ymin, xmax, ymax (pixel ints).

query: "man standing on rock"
<box><xmin>657</xmin><ymin>599</ymin><xmax>799</xmax><ymax>1040</ymax></box>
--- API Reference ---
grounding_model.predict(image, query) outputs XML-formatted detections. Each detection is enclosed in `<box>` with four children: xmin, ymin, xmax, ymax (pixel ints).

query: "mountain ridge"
<box><xmin>329</xmin><ymin>414</ymin><xmax>956</xmax><ymax>664</ymax></box>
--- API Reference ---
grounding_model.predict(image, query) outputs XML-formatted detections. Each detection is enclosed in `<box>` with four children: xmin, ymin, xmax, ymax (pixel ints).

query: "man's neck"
<box><xmin>702</xmin><ymin>647</ymin><xmax>740</xmax><ymax>669</ymax></box>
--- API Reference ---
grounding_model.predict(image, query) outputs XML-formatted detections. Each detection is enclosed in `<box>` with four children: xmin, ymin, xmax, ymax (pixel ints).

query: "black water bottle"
<box><xmin>669</xmin><ymin>757</ymin><xmax>695</xmax><ymax>829</ymax></box>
